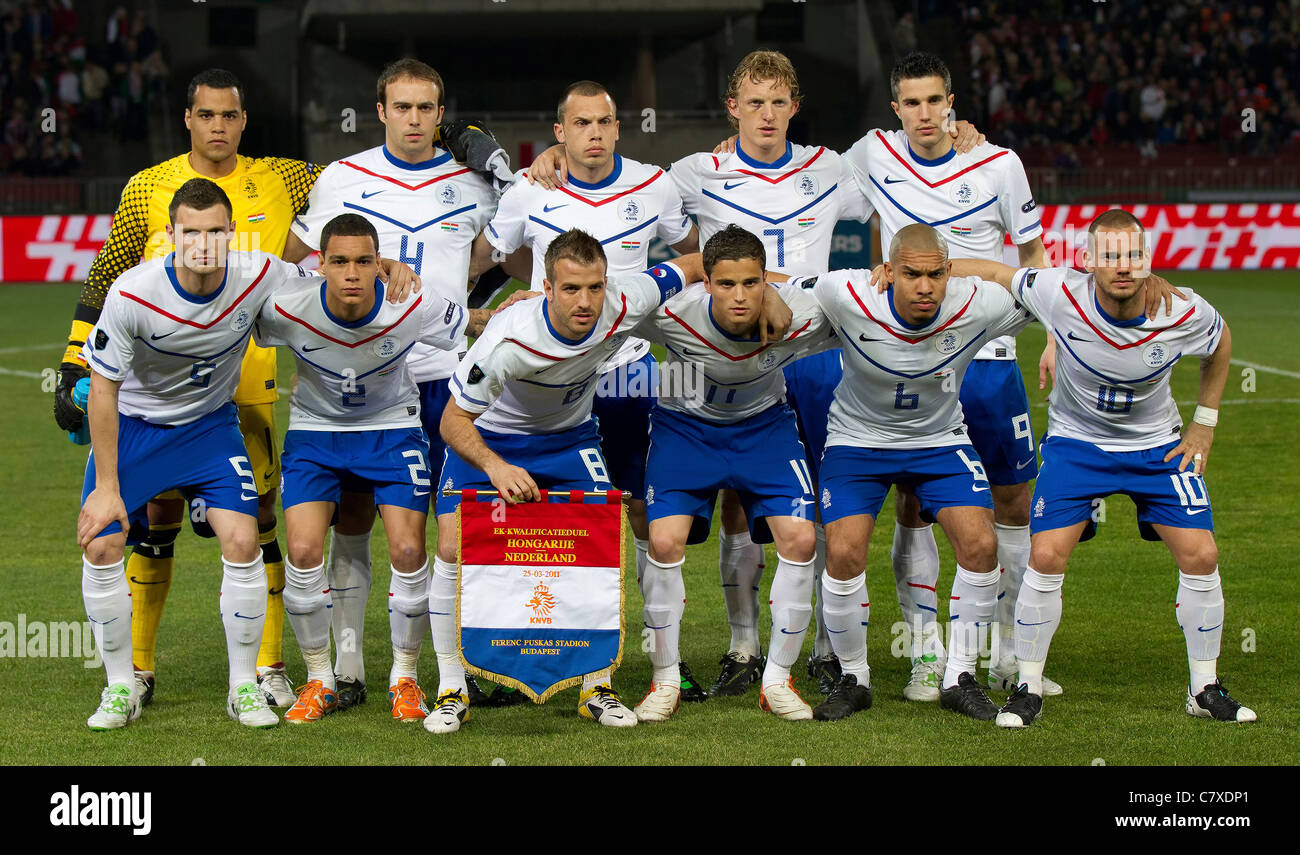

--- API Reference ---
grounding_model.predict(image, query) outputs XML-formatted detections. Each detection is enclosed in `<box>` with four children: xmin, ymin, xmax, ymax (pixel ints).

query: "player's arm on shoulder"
<box><xmin>376</xmin><ymin>257</ymin><xmax>420</xmax><ymax>301</ymax></box>
<box><xmin>525</xmin><ymin>144</ymin><xmax>568</xmax><ymax>190</ymax></box>
<box><xmin>77</xmin><ymin>369</ymin><xmax>129</xmax><ymax>548</ymax></box>
<box><xmin>282</xmin><ymin>228</ymin><xmax>314</xmax><ymax>264</ymax></box>
<box><xmin>949</xmin><ymin>258</ymin><xmax>1017</xmax><ymax>290</ymax></box>
<box><xmin>670</xmin><ymin>224</ymin><xmax>700</xmax><ymax>255</ymax></box>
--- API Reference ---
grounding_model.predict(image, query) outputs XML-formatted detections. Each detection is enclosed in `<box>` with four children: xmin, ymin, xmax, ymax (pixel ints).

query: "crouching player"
<box><xmin>949</xmin><ymin>209</ymin><xmax>1255</xmax><ymax>727</ymax></box>
<box><xmin>632</xmin><ymin>225</ymin><xmax>839</xmax><ymax>722</ymax></box>
<box><xmin>432</xmin><ymin>229</ymin><xmax>792</xmax><ymax>733</ymax></box>
<box><xmin>77</xmin><ymin>179</ymin><xmax>324</xmax><ymax>729</ymax></box>
<box><xmin>254</xmin><ymin>213</ymin><xmax>491</xmax><ymax>724</ymax></box>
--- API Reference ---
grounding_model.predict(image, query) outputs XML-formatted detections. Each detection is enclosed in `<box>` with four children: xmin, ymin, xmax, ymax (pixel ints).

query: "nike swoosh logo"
<box><xmin>972</xmin><ymin>486</ymin><xmax>989</xmax><ymax>492</ymax></box>
<box><xmin>263</xmin><ymin>471</ymin><xmax>275</xmax><ymax>482</ymax></box>
<box><xmin>1015</xmin><ymin>458</ymin><xmax>1034</xmax><ymax>470</ymax></box>
<box><xmin>1185</xmin><ymin>508</ymin><xmax>1208</xmax><ymax>516</ymax></box>
<box><xmin>859</xmin><ymin>334</ymin><xmax>883</xmax><ymax>342</ymax></box>
<box><xmin>413</xmin><ymin>489</ymin><xmax>430</xmax><ymax>496</ymax></box>
<box><xmin>1197</xmin><ymin>624</ymin><xmax>1222</xmax><ymax>633</ymax></box>
<box><xmin>150</xmin><ymin>332</ymin><xmax>176</xmax><ymax>340</ymax></box>
<box><xmin>267</xmin><ymin>587</ymin><xmax>284</xmax><ymax>596</ymax></box>
<box><xmin>233</xmin><ymin>611</ymin><xmax>265</xmax><ymax>620</ymax></box>
<box><xmin>332</xmin><ymin>586</ymin><xmax>361</xmax><ymax>592</ymax></box>
<box><xmin>361</xmin><ymin>190</ymin><xmax>385</xmax><ymax>199</ymax></box>
<box><xmin>883</xmin><ymin>177</ymin><xmax>907</xmax><ymax>184</ymax></box>
<box><xmin>129</xmin><ymin>576</ymin><xmax>168</xmax><ymax>585</ymax></box>
<box><xmin>826</xmin><ymin>628</ymin><xmax>847</xmax><ymax>634</ymax></box>
<box><xmin>302</xmin><ymin>344</ymin><xmax>327</xmax><ymax>352</ymax></box>
<box><xmin>779</xmin><ymin>628</ymin><xmax>802</xmax><ymax>635</ymax></box>
<box><xmin>723</xmin><ymin>180</ymin><xmax>747</xmax><ymax>190</ymax></box>
<box><xmin>682</xmin><ymin>348</ymin><xmax>705</xmax><ymax>356</ymax></box>
<box><xmin>1066</xmin><ymin>331</ymin><xmax>1091</xmax><ymax>342</ymax></box>
<box><xmin>87</xmin><ymin>616</ymin><xmax>117</xmax><ymax>625</ymax></box>
<box><xmin>1016</xmin><ymin>618</ymin><xmax>1053</xmax><ymax>626</ymax></box>
<box><xmin>795</xmin><ymin>499</ymin><xmax>813</xmax><ymax>506</ymax></box>
<box><xmin>542</xmin><ymin>203</ymin><xmax>568</xmax><ymax>212</ymax></box>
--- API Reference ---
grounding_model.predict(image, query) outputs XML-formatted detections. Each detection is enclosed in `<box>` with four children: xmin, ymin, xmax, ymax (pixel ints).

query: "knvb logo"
<box><xmin>49</xmin><ymin>786</ymin><xmax>151</xmax><ymax>835</ymax></box>
<box><xmin>526</xmin><ymin>581</ymin><xmax>556</xmax><ymax>623</ymax></box>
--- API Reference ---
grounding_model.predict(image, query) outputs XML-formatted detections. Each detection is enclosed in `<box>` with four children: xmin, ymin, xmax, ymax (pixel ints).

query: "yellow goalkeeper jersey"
<box><xmin>75</xmin><ymin>152</ymin><xmax>321</xmax><ymax>404</ymax></box>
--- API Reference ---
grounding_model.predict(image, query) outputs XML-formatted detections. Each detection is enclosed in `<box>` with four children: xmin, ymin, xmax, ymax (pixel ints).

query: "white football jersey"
<box><xmin>634</xmin><ymin>284</ymin><xmax>837</xmax><ymax>422</ymax></box>
<box><xmin>255</xmin><ymin>279</ymin><xmax>465</xmax><ymax>432</ymax></box>
<box><xmin>451</xmin><ymin>263</ymin><xmax>686</xmax><ymax>435</ymax></box>
<box><xmin>290</xmin><ymin>144</ymin><xmax>497</xmax><ymax>383</ymax></box>
<box><xmin>83</xmin><ymin>252</ymin><xmax>313</xmax><ymax>425</ymax></box>
<box><xmin>1012</xmin><ymin>267</ymin><xmax>1225</xmax><ymax>451</ymax></box>
<box><xmin>670</xmin><ymin>142</ymin><xmax>872</xmax><ymax>275</ymax></box>
<box><xmin>794</xmin><ymin>271</ymin><xmax>1033</xmax><ymax>449</ymax></box>
<box><xmin>842</xmin><ymin>129</ymin><xmax>1041</xmax><ymax>360</ymax></box>
<box><xmin>485</xmin><ymin>154</ymin><xmax>691</xmax><ymax>373</ymax></box>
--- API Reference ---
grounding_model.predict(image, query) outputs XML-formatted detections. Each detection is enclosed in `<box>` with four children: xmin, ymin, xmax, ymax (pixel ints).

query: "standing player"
<box><xmin>483</xmin><ymin>81</ymin><xmax>699</xmax><ymax>633</ymax></box>
<box><xmin>77</xmin><ymin>179</ymin><xmax>316</xmax><ymax>729</ymax></box>
<box><xmin>259</xmin><ymin>213</ymin><xmax>491</xmax><ymax>723</ymax></box>
<box><xmin>54</xmin><ymin>68</ymin><xmax>320</xmax><ymax>709</ymax></box>
<box><xmin>842</xmin><ymin>52</ymin><xmax>1054</xmax><ymax>701</ymax></box>
<box><xmin>794</xmin><ymin>224</ymin><xmax>1035</xmax><ymax>722</ymax></box>
<box><xmin>945</xmin><ymin>211</ymin><xmax>1255</xmax><ymax>727</ymax></box>
<box><xmin>285</xmin><ymin>59</ymin><xmax>523</xmax><ymax>711</ymax></box>
<box><xmin>631</xmin><ymin>225</ymin><xmax>838</xmax><ymax>722</ymax></box>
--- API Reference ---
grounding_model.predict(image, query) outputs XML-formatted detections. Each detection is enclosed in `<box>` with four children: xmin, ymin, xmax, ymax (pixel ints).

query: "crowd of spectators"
<box><xmin>958</xmin><ymin>1</ymin><xmax>1300</xmax><ymax>165</ymax></box>
<box><xmin>1</xmin><ymin>1</ymin><xmax>166</xmax><ymax>176</ymax></box>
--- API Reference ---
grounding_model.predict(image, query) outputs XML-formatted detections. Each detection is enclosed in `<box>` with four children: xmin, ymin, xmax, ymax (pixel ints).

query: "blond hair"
<box><xmin>725</xmin><ymin>50</ymin><xmax>802</xmax><ymax>129</ymax></box>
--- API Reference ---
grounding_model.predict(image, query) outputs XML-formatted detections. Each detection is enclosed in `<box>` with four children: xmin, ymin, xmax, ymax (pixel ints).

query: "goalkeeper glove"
<box><xmin>438</xmin><ymin>119</ymin><xmax>515</xmax><ymax>192</ymax></box>
<box><xmin>54</xmin><ymin>361</ymin><xmax>90</xmax><ymax>433</ymax></box>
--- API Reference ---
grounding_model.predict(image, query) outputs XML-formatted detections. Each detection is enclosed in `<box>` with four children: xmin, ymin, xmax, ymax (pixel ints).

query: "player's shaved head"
<box><xmin>703</xmin><ymin>224</ymin><xmax>766</xmax><ymax>276</ymax></box>
<box><xmin>726</xmin><ymin>50</ymin><xmax>801</xmax><ymax>130</ymax></box>
<box><xmin>168</xmin><ymin>178</ymin><xmax>233</xmax><ymax>224</ymax></box>
<box><xmin>890</xmin><ymin>52</ymin><xmax>951</xmax><ymax>102</ymax></box>
<box><xmin>544</xmin><ymin>229</ymin><xmax>607</xmax><ymax>281</ymax></box>
<box><xmin>1088</xmin><ymin>208</ymin><xmax>1146</xmax><ymax>251</ymax></box>
<box><xmin>377</xmin><ymin>58</ymin><xmax>445</xmax><ymax>108</ymax></box>
<box><xmin>557</xmin><ymin>81</ymin><xmax>615</xmax><ymax>123</ymax></box>
<box><xmin>186</xmin><ymin>68</ymin><xmax>243</xmax><ymax>110</ymax></box>
<box><xmin>889</xmin><ymin>224</ymin><xmax>950</xmax><ymax>265</ymax></box>
<box><xmin>321</xmin><ymin>213</ymin><xmax>380</xmax><ymax>257</ymax></box>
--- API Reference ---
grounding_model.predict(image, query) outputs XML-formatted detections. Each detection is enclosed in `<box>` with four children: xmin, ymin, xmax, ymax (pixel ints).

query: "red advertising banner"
<box><xmin>0</xmin><ymin>215</ymin><xmax>112</xmax><ymax>282</ymax></box>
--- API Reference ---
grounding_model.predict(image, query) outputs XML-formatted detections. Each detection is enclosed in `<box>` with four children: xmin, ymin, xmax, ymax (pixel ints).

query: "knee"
<box><xmin>287</xmin><ymin>535</ymin><xmax>323</xmax><ymax>569</ymax></box>
<box><xmin>648</xmin><ymin>531</ymin><xmax>685</xmax><ymax>565</ymax></box>
<box><xmin>783</xmin><ymin>527</ymin><xmax>816</xmax><ymax>564</ymax></box>
<box><xmin>956</xmin><ymin>530</ymin><xmax>998</xmax><ymax>573</ymax></box>
<box><xmin>1182</xmin><ymin>543</ymin><xmax>1219</xmax><ymax>574</ymax></box>
<box><xmin>1029</xmin><ymin>544</ymin><xmax>1069</xmax><ymax>575</ymax></box>
<box><xmin>389</xmin><ymin>538</ymin><xmax>427</xmax><ymax>573</ymax></box>
<box><xmin>435</xmin><ymin>516</ymin><xmax>457</xmax><ymax>565</ymax></box>
<box><xmin>84</xmin><ymin>535</ymin><xmax>125</xmax><ymax>567</ymax></box>
<box><xmin>826</xmin><ymin>538</ymin><xmax>865</xmax><ymax>580</ymax></box>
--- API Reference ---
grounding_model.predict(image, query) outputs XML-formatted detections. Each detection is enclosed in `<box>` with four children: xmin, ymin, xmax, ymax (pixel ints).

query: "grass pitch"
<box><xmin>0</xmin><ymin>273</ymin><xmax>1296</xmax><ymax>766</ymax></box>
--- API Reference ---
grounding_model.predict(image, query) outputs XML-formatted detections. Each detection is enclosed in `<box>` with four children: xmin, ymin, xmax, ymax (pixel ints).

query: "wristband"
<box><xmin>1192</xmin><ymin>405</ymin><xmax>1219</xmax><ymax>427</ymax></box>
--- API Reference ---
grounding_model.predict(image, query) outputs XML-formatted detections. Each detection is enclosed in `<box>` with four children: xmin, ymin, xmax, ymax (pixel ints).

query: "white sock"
<box><xmin>430</xmin><ymin>557</ymin><xmax>465</xmax><ymax>694</ymax></box>
<box><xmin>821</xmin><ymin>572</ymin><xmax>869</xmax><ymax>685</ymax></box>
<box><xmin>993</xmin><ymin>523</ymin><xmax>1031</xmax><ymax>664</ymax></box>
<box><xmin>764</xmin><ymin>553</ymin><xmax>815</xmax><ymax>688</ymax></box>
<box><xmin>82</xmin><ymin>557</ymin><xmax>133</xmax><ymax>688</ymax></box>
<box><xmin>388</xmin><ymin>560</ymin><xmax>429</xmax><ymax>684</ymax></box>
<box><xmin>811</xmin><ymin>523</ymin><xmax>833</xmax><ymax>657</ymax></box>
<box><xmin>719</xmin><ymin>530</ymin><xmax>764</xmax><ymax>658</ymax></box>
<box><xmin>222</xmin><ymin>554</ymin><xmax>268</xmax><ymax>691</ymax></box>
<box><xmin>1015</xmin><ymin>567</ymin><xmax>1063</xmax><ymax>695</ymax></box>
<box><xmin>641</xmin><ymin>555</ymin><xmax>685</xmax><ymax>688</ymax></box>
<box><xmin>326</xmin><ymin>529</ymin><xmax>371</xmax><ymax>682</ymax></box>
<box><xmin>1177</xmin><ymin>568</ymin><xmax>1223</xmax><ymax>694</ymax></box>
<box><xmin>944</xmin><ymin>564</ymin><xmax>1000</xmax><ymax>688</ymax></box>
<box><xmin>582</xmin><ymin>669</ymin><xmax>613</xmax><ymax>692</ymax></box>
<box><xmin>633</xmin><ymin>537</ymin><xmax>649</xmax><ymax>586</ymax></box>
<box><xmin>891</xmin><ymin>523</ymin><xmax>944</xmax><ymax>660</ymax></box>
<box><xmin>284</xmin><ymin>559</ymin><xmax>333</xmax><ymax>685</ymax></box>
